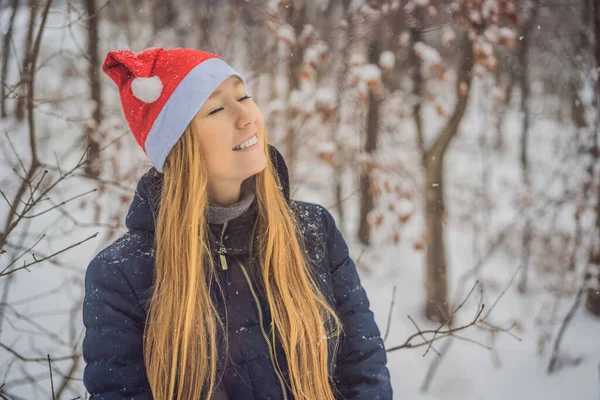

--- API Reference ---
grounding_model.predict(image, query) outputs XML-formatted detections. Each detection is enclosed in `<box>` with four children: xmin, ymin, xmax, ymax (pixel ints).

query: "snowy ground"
<box><xmin>293</xmin><ymin>91</ymin><xmax>600</xmax><ymax>399</ymax></box>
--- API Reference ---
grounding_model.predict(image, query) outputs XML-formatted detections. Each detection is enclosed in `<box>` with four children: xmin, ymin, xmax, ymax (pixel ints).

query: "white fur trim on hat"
<box><xmin>131</xmin><ymin>76</ymin><xmax>163</xmax><ymax>103</ymax></box>
<box><xmin>145</xmin><ymin>58</ymin><xmax>246</xmax><ymax>173</ymax></box>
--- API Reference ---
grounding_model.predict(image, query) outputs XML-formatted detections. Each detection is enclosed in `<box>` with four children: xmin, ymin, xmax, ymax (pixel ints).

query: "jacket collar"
<box><xmin>125</xmin><ymin>145</ymin><xmax>291</xmax><ymax>255</ymax></box>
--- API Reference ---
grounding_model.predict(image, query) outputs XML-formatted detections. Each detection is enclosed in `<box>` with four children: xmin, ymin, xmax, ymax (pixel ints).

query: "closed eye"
<box><xmin>208</xmin><ymin>95</ymin><xmax>252</xmax><ymax>115</ymax></box>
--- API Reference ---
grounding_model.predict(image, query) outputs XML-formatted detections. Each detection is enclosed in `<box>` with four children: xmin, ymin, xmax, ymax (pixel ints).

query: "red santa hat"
<box><xmin>102</xmin><ymin>47</ymin><xmax>246</xmax><ymax>173</ymax></box>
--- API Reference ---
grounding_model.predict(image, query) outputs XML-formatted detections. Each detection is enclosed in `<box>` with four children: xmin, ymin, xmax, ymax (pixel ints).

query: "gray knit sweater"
<box><xmin>206</xmin><ymin>176</ymin><xmax>256</xmax><ymax>224</ymax></box>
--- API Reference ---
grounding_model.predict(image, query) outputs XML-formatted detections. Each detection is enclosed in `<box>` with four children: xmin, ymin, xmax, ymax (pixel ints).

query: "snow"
<box><xmin>360</xmin><ymin>64</ymin><xmax>382</xmax><ymax>83</ymax></box>
<box><xmin>414</xmin><ymin>42</ymin><xmax>442</xmax><ymax>67</ymax></box>
<box><xmin>442</xmin><ymin>26</ymin><xmax>456</xmax><ymax>47</ymax></box>
<box><xmin>484</xmin><ymin>25</ymin><xmax>500</xmax><ymax>44</ymax></box>
<box><xmin>276</xmin><ymin>23</ymin><xmax>296</xmax><ymax>46</ymax></box>
<box><xmin>266</xmin><ymin>98</ymin><xmax>286</xmax><ymax>117</ymax></box>
<box><xmin>469</xmin><ymin>10</ymin><xmax>482</xmax><ymax>24</ymax></box>
<box><xmin>379</xmin><ymin>51</ymin><xmax>395</xmax><ymax>71</ymax></box>
<box><xmin>299</xmin><ymin>24</ymin><xmax>317</xmax><ymax>47</ymax></box>
<box><xmin>499</xmin><ymin>27</ymin><xmax>518</xmax><ymax>47</ymax></box>
<box><xmin>314</xmin><ymin>87</ymin><xmax>337</xmax><ymax>112</ymax></box>
<box><xmin>316</xmin><ymin>141</ymin><xmax>337</xmax><ymax>156</ymax></box>
<box><xmin>400</xmin><ymin>30</ymin><xmax>411</xmax><ymax>47</ymax></box>
<box><xmin>349</xmin><ymin>52</ymin><xmax>366</xmax><ymax>67</ymax></box>
<box><xmin>304</xmin><ymin>41</ymin><xmax>328</xmax><ymax>69</ymax></box>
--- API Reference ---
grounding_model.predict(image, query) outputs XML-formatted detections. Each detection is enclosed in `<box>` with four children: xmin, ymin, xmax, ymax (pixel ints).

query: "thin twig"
<box><xmin>0</xmin><ymin>233</ymin><xmax>98</xmax><ymax>276</ymax></box>
<box><xmin>0</xmin><ymin>342</ymin><xmax>77</xmax><ymax>362</ymax></box>
<box><xmin>2</xmin><ymin>234</ymin><xmax>45</xmax><ymax>272</ymax></box>
<box><xmin>387</xmin><ymin>302</ymin><xmax>485</xmax><ymax>352</ymax></box>
<box><xmin>383</xmin><ymin>285</ymin><xmax>396</xmax><ymax>342</ymax></box>
<box><xmin>547</xmin><ymin>229</ymin><xmax>596</xmax><ymax>373</ymax></box>
<box><xmin>21</xmin><ymin>188</ymin><xmax>97</xmax><ymax>219</ymax></box>
<box><xmin>407</xmin><ymin>315</ymin><xmax>441</xmax><ymax>356</ymax></box>
<box><xmin>47</xmin><ymin>355</ymin><xmax>55</xmax><ymax>400</ymax></box>
<box><xmin>482</xmin><ymin>266</ymin><xmax>522</xmax><ymax>321</ymax></box>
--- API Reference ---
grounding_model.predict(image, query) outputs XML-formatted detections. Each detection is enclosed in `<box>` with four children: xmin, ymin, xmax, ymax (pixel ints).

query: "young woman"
<box><xmin>82</xmin><ymin>47</ymin><xmax>393</xmax><ymax>400</ymax></box>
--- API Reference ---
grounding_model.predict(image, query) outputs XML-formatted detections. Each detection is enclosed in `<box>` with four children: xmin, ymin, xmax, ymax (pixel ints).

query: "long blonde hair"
<box><xmin>142</xmin><ymin>122</ymin><xmax>343</xmax><ymax>399</ymax></box>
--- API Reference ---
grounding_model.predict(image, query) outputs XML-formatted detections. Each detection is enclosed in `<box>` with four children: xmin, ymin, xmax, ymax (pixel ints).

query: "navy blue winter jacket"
<box><xmin>82</xmin><ymin>145</ymin><xmax>393</xmax><ymax>399</ymax></box>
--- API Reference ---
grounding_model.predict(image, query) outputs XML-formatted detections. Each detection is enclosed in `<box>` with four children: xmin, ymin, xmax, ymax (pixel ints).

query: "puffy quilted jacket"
<box><xmin>82</xmin><ymin>145</ymin><xmax>393</xmax><ymax>399</ymax></box>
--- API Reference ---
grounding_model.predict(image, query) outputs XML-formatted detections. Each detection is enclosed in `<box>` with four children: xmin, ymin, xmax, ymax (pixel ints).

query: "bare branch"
<box><xmin>0</xmin><ymin>233</ymin><xmax>97</xmax><ymax>276</ymax></box>
<box><xmin>47</xmin><ymin>355</ymin><xmax>55</xmax><ymax>400</ymax></box>
<box><xmin>2</xmin><ymin>234</ymin><xmax>45</xmax><ymax>272</ymax></box>
<box><xmin>0</xmin><ymin>342</ymin><xmax>78</xmax><ymax>363</ymax></box>
<box><xmin>383</xmin><ymin>285</ymin><xmax>396</xmax><ymax>343</ymax></box>
<box><xmin>407</xmin><ymin>315</ymin><xmax>441</xmax><ymax>356</ymax></box>
<box><xmin>21</xmin><ymin>188</ymin><xmax>97</xmax><ymax>219</ymax></box>
<box><xmin>482</xmin><ymin>265</ymin><xmax>522</xmax><ymax>321</ymax></box>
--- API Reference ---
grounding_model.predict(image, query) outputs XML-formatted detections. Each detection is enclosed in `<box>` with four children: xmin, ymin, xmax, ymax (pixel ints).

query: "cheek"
<box><xmin>249</xmin><ymin>102</ymin><xmax>264</xmax><ymax>124</ymax></box>
<box><xmin>257</xmin><ymin>109</ymin><xmax>265</xmax><ymax>127</ymax></box>
<box><xmin>198</xmin><ymin>132</ymin><xmax>230</xmax><ymax>167</ymax></box>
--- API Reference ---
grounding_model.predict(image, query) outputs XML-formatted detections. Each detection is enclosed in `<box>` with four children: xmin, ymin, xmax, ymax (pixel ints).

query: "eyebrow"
<box><xmin>208</xmin><ymin>79</ymin><xmax>244</xmax><ymax>100</ymax></box>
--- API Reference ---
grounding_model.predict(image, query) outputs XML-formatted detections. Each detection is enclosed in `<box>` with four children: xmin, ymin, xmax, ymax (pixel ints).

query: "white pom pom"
<box><xmin>131</xmin><ymin>76</ymin><xmax>163</xmax><ymax>103</ymax></box>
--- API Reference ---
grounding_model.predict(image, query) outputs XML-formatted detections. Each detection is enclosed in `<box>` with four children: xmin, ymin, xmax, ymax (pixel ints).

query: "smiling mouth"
<box><xmin>233</xmin><ymin>134</ymin><xmax>258</xmax><ymax>151</ymax></box>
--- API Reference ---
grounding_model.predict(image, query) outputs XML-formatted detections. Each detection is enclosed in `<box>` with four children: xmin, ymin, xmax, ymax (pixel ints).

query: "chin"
<box><xmin>241</xmin><ymin>153</ymin><xmax>267</xmax><ymax>180</ymax></box>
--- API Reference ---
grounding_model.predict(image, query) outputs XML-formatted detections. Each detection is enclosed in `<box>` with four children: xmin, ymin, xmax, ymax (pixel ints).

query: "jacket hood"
<box><xmin>124</xmin><ymin>145</ymin><xmax>290</xmax><ymax>254</ymax></box>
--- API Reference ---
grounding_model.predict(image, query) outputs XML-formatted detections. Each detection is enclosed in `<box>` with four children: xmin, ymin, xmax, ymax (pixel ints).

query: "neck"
<box><xmin>208</xmin><ymin>181</ymin><xmax>242</xmax><ymax>206</ymax></box>
<box><xmin>206</xmin><ymin>176</ymin><xmax>256</xmax><ymax>224</ymax></box>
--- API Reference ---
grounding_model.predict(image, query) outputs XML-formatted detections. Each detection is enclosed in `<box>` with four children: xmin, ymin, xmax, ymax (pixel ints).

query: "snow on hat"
<box><xmin>102</xmin><ymin>47</ymin><xmax>246</xmax><ymax>173</ymax></box>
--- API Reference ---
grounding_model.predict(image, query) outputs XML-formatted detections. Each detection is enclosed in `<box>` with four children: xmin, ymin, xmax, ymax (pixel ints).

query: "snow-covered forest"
<box><xmin>1</xmin><ymin>0</ymin><xmax>599</xmax><ymax>398</ymax></box>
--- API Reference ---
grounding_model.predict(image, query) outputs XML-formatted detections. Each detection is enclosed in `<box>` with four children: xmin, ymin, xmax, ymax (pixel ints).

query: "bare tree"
<box><xmin>423</xmin><ymin>32</ymin><xmax>474</xmax><ymax>321</ymax></box>
<box><xmin>152</xmin><ymin>0</ymin><xmax>177</xmax><ymax>35</ymax></box>
<box><xmin>283</xmin><ymin>0</ymin><xmax>307</xmax><ymax>183</ymax></box>
<box><xmin>14</xmin><ymin>0</ymin><xmax>37</xmax><ymax>121</ymax></box>
<box><xmin>516</xmin><ymin>0</ymin><xmax>540</xmax><ymax>293</ymax></box>
<box><xmin>84</xmin><ymin>0</ymin><xmax>104</xmax><ymax>179</ymax></box>
<box><xmin>0</xmin><ymin>0</ymin><xmax>19</xmax><ymax>118</ymax></box>
<box><xmin>404</xmin><ymin>1</ymin><xmax>519</xmax><ymax>321</ymax></box>
<box><xmin>585</xmin><ymin>0</ymin><xmax>600</xmax><ymax>316</ymax></box>
<box><xmin>325</xmin><ymin>0</ymin><xmax>354</xmax><ymax>232</ymax></box>
<box><xmin>358</xmin><ymin>24</ymin><xmax>384</xmax><ymax>246</ymax></box>
<box><xmin>0</xmin><ymin>1</ymin><xmax>103</xmax><ymax>397</ymax></box>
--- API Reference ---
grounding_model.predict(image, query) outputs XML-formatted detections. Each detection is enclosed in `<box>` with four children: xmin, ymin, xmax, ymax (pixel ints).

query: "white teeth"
<box><xmin>234</xmin><ymin>135</ymin><xmax>257</xmax><ymax>150</ymax></box>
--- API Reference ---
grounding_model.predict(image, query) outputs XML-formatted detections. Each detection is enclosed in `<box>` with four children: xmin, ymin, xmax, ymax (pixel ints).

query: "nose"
<box><xmin>234</xmin><ymin>102</ymin><xmax>256</xmax><ymax>130</ymax></box>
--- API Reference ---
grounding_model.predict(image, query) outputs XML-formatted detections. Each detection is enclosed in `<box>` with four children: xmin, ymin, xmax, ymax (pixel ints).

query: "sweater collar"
<box><xmin>206</xmin><ymin>176</ymin><xmax>256</xmax><ymax>224</ymax></box>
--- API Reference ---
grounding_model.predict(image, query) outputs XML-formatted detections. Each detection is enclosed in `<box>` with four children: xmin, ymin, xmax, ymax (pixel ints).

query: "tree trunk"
<box><xmin>1</xmin><ymin>0</ymin><xmax>19</xmax><ymax>118</ymax></box>
<box><xmin>84</xmin><ymin>0</ymin><xmax>103</xmax><ymax>179</ymax></box>
<box><xmin>283</xmin><ymin>1</ymin><xmax>306</xmax><ymax>185</ymax></box>
<box><xmin>330</xmin><ymin>1</ymin><xmax>353</xmax><ymax>233</ymax></box>
<box><xmin>492</xmin><ymin>53</ymin><xmax>514</xmax><ymax>152</ymax></box>
<box><xmin>516</xmin><ymin>0</ymin><xmax>539</xmax><ymax>293</ymax></box>
<box><xmin>196</xmin><ymin>2</ymin><xmax>215</xmax><ymax>50</ymax></box>
<box><xmin>424</xmin><ymin>35</ymin><xmax>474</xmax><ymax>322</ymax></box>
<box><xmin>14</xmin><ymin>0</ymin><xmax>38</xmax><ymax>121</ymax></box>
<box><xmin>358</xmin><ymin>27</ymin><xmax>383</xmax><ymax>246</ymax></box>
<box><xmin>409</xmin><ymin>8</ymin><xmax>425</xmax><ymax>157</ymax></box>
<box><xmin>152</xmin><ymin>0</ymin><xmax>177</xmax><ymax>34</ymax></box>
<box><xmin>424</xmin><ymin>156</ymin><xmax>448</xmax><ymax>321</ymax></box>
<box><xmin>586</xmin><ymin>0</ymin><xmax>600</xmax><ymax>317</ymax></box>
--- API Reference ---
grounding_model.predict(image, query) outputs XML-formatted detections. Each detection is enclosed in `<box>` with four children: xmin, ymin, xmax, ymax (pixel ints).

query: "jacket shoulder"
<box><xmin>290</xmin><ymin>200</ymin><xmax>328</xmax><ymax>234</ymax></box>
<box><xmin>290</xmin><ymin>200</ymin><xmax>336</xmax><ymax>264</ymax></box>
<box><xmin>290</xmin><ymin>200</ymin><xmax>337</xmax><ymax>236</ymax></box>
<box><xmin>89</xmin><ymin>230</ymin><xmax>155</xmax><ymax>301</ymax></box>
<box><xmin>82</xmin><ymin>231</ymin><xmax>153</xmax><ymax>397</ymax></box>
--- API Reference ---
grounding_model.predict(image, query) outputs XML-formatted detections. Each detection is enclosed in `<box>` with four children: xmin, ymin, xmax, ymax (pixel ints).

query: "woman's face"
<box><xmin>191</xmin><ymin>75</ymin><xmax>267</xmax><ymax>202</ymax></box>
